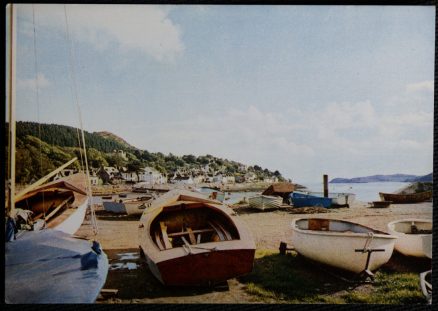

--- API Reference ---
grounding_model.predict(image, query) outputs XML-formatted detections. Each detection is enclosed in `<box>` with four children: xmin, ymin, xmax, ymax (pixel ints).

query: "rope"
<box><xmin>32</xmin><ymin>4</ymin><xmax>46</xmax><ymax>224</ymax></box>
<box><xmin>362</xmin><ymin>232</ymin><xmax>374</xmax><ymax>252</ymax></box>
<box><xmin>63</xmin><ymin>5</ymin><xmax>98</xmax><ymax>235</ymax></box>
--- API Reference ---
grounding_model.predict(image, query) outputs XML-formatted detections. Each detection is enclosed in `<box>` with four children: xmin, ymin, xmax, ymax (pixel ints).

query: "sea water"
<box><xmin>301</xmin><ymin>181</ymin><xmax>412</xmax><ymax>202</ymax></box>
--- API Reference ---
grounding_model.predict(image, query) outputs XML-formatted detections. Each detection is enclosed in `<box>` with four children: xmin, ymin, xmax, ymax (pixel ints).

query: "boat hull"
<box><xmin>53</xmin><ymin>197</ymin><xmax>88</xmax><ymax>235</ymax></box>
<box><xmin>139</xmin><ymin>190</ymin><xmax>255</xmax><ymax>286</ymax></box>
<box><xmin>387</xmin><ymin>219</ymin><xmax>432</xmax><ymax>258</ymax></box>
<box><xmin>147</xmin><ymin>247</ymin><xmax>255</xmax><ymax>286</ymax></box>
<box><xmin>290</xmin><ymin>192</ymin><xmax>332</xmax><ymax>208</ymax></box>
<box><xmin>379</xmin><ymin>191</ymin><xmax>432</xmax><ymax>204</ymax></box>
<box><xmin>248</xmin><ymin>195</ymin><xmax>282</xmax><ymax>210</ymax></box>
<box><xmin>291</xmin><ymin>218</ymin><xmax>397</xmax><ymax>273</ymax></box>
<box><xmin>308</xmin><ymin>192</ymin><xmax>355</xmax><ymax>206</ymax></box>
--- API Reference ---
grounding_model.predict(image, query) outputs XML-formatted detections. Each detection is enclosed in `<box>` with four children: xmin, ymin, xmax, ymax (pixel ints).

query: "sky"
<box><xmin>10</xmin><ymin>4</ymin><xmax>435</xmax><ymax>183</ymax></box>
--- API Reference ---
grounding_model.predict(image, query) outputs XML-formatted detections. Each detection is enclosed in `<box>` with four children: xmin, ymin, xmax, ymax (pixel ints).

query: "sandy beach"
<box><xmin>75</xmin><ymin>200</ymin><xmax>432</xmax><ymax>303</ymax></box>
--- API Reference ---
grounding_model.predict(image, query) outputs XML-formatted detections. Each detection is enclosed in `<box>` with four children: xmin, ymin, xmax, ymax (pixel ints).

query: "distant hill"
<box><xmin>95</xmin><ymin>131</ymin><xmax>136</xmax><ymax>150</ymax></box>
<box><xmin>413</xmin><ymin>173</ymin><xmax>433</xmax><ymax>182</ymax></box>
<box><xmin>330</xmin><ymin>173</ymin><xmax>432</xmax><ymax>183</ymax></box>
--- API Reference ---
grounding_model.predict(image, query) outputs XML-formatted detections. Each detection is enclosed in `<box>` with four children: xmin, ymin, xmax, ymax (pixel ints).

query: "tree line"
<box><xmin>7</xmin><ymin>121</ymin><xmax>285</xmax><ymax>184</ymax></box>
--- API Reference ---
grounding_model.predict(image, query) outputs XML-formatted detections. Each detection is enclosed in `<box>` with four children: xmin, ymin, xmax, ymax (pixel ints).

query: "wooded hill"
<box><xmin>8</xmin><ymin>121</ymin><xmax>285</xmax><ymax>184</ymax></box>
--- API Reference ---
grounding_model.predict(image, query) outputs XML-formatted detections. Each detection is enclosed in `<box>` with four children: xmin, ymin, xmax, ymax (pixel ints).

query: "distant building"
<box><xmin>98</xmin><ymin>166</ymin><xmax>123</xmax><ymax>184</ymax></box>
<box><xmin>53</xmin><ymin>168</ymin><xmax>77</xmax><ymax>181</ymax></box>
<box><xmin>172</xmin><ymin>174</ymin><xmax>194</xmax><ymax>185</ymax></box>
<box><xmin>138</xmin><ymin>167</ymin><xmax>166</xmax><ymax>184</ymax></box>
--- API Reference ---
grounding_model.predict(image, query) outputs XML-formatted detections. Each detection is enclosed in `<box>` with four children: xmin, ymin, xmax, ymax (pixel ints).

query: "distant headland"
<box><xmin>330</xmin><ymin>173</ymin><xmax>432</xmax><ymax>183</ymax></box>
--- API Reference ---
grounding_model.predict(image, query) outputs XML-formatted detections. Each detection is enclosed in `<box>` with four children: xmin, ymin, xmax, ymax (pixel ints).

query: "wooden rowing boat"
<box><xmin>379</xmin><ymin>191</ymin><xmax>432</xmax><ymax>204</ymax></box>
<box><xmin>138</xmin><ymin>189</ymin><xmax>255</xmax><ymax>286</ymax></box>
<box><xmin>14</xmin><ymin>172</ymin><xmax>89</xmax><ymax>235</ymax></box>
<box><xmin>291</xmin><ymin>218</ymin><xmax>397</xmax><ymax>274</ymax></box>
<box><xmin>290</xmin><ymin>192</ymin><xmax>333</xmax><ymax>208</ymax></box>
<box><xmin>387</xmin><ymin>219</ymin><xmax>432</xmax><ymax>257</ymax></box>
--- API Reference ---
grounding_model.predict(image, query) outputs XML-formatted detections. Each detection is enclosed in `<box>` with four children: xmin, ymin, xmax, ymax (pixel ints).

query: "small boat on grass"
<box><xmin>102</xmin><ymin>194</ymin><xmax>156</xmax><ymax>215</ymax></box>
<box><xmin>420</xmin><ymin>270</ymin><xmax>432</xmax><ymax>304</ymax></box>
<box><xmin>248</xmin><ymin>195</ymin><xmax>283</xmax><ymax>210</ymax></box>
<box><xmin>387</xmin><ymin>219</ymin><xmax>432</xmax><ymax>257</ymax></box>
<box><xmin>138</xmin><ymin>189</ymin><xmax>255</xmax><ymax>286</ymax></box>
<box><xmin>379</xmin><ymin>191</ymin><xmax>432</xmax><ymax>204</ymax></box>
<box><xmin>290</xmin><ymin>192</ymin><xmax>333</xmax><ymax>208</ymax></box>
<box><xmin>291</xmin><ymin>218</ymin><xmax>397</xmax><ymax>275</ymax></box>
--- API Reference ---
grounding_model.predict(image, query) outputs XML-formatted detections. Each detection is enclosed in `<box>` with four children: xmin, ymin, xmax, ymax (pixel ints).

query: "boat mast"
<box><xmin>6</xmin><ymin>3</ymin><xmax>17</xmax><ymax>216</ymax></box>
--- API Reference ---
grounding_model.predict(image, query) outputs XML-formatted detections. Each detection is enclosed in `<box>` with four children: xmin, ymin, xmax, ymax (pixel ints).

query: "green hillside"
<box><xmin>8</xmin><ymin>121</ymin><xmax>285</xmax><ymax>184</ymax></box>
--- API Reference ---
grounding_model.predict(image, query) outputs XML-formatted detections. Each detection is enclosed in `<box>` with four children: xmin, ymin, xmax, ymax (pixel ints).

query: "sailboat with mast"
<box><xmin>5</xmin><ymin>4</ymin><xmax>108</xmax><ymax>303</ymax></box>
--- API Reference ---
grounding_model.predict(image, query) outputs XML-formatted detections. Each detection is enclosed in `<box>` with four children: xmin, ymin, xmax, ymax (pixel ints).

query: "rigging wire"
<box><xmin>63</xmin><ymin>4</ymin><xmax>99</xmax><ymax>235</ymax></box>
<box><xmin>32</xmin><ymin>4</ymin><xmax>46</xmax><ymax>223</ymax></box>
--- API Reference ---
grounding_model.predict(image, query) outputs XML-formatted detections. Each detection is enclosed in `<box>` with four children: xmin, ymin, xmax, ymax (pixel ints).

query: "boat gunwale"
<box><xmin>291</xmin><ymin>218</ymin><xmax>397</xmax><ymax>239</ymax></box>
<box><xmin>387</xmin><ymin>218</ymin><xmax>432</xmax><ymax>236</ymax></box>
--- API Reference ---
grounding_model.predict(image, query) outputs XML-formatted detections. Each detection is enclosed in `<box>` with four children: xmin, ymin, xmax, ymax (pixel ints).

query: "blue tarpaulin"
<box><xmin>103</xmin><ymin>201</ymin><xmax>127</xmax><ymax>214</ymax></box>
<box><xmin>5</xmin><ymin>229</ymin><xmax>109</xmax><ymax>304</ymax></box>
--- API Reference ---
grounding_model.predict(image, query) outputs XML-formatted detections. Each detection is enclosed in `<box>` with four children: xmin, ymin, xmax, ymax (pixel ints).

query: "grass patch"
<box><xmin>239</xmin><ymin>249</ymin><xmax>427</xmax><ymax>304</ymax></box>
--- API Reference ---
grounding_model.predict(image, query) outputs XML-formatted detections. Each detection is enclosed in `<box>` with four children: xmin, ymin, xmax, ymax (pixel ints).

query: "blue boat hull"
<box><xmin>290</xmin><ymin>192</ymin><xmax>333</xmax><ymax>208</ymax></box>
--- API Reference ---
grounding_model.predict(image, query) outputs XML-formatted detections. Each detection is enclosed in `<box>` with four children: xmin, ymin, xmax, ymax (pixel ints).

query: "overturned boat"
<box><xmin>291</xmin><ymin>218</ymin><xmax>397</xmax><ymax>275</ymax></box>
<box><xmin>138</xmin><ymin>189</ymin><xmax>256</xmax><ymax>286</ymax></box>
<box><xmin>248</xmin><ymin>194</ymin><xmax>283</xmax><ymax>210</ymax></box>
<box><xmin>290</xmin><ymin>192</ymin><xmax>333</xmax><ymax>208</ymax></box>
<box><xmin>387</xmin><ymin>219</ymin><xmax>432</xmax><ymax>258</ymax></box>
<box><xmin>379</xmin><ymin>191</ymin><xmax>432</xmax><ymax>204</ymax></box>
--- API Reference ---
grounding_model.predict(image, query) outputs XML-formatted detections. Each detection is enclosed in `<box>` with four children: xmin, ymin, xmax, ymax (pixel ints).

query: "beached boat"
<box><xmin>138</xmin><ymin>189</ymin><xmax>256</xmax><ymax>286</ymax></box>
<box><xmin>369</xmin><ymin>201</ymin><xmax>392</xmax><ymax>208</ymax></box>
<box><xmin>14</xmin><ymin>172</ymin><xmax>89</xmax><ymax>235</ymax></box>
<box><xmin>248</xmin><ymin>195</ymin><xmax>283</xmax><ymax>210</ymax></box>
<box><xmin>291</xmin><ymin>218</ymin><xmax>397</xmax><ymax>274</ymax></box>
<box><xmin>387</xmin><ymin>219</ymin><xmax>432</xmax><ymax>257</ymax></box>
<box><xmin>379</xmin><ymin>191</ymin><xmax>432</xmax><ymax>204</ymax></box>
<box><xmin>103</xmin><ymin>194</ymin><xmax>155</xmax><ymax>215</ymax></box>
<box><xmin>290</xmin><ymin>192</ymin><xmax>333</xmax><ymax>208</ymax></box>
<box><xmin>306</xmin><ymin>191</ymin><xmax>355</xmax><ymax>206</ymax></box>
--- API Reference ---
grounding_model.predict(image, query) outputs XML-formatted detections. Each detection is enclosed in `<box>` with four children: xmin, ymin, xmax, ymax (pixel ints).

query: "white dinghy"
<box><xmin>291</xmin><ymin>218</ymin><xmax>397</xmax><ymax>277</ymax></box>
<box><xmin>387</xmin><ymin>219</ymin><xmax>432</xmax><ymax>258</ymax></box>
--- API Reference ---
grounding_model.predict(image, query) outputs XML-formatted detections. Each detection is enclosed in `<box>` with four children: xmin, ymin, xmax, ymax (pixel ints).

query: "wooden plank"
<box><xmin>44</xmin><ymin>196</ymin><xmax>72</xmax><ymax>222</ymax></box>
<box><xmin>15</xmin><ymin>157</ymin><xmax>78</xmax><ymax>201</ymax></box>
<box><xmin>211</xmin><ymin>220</ymin><xmax>232</xmax><ymax>241</ymax></box>
<box><xmin>208</xmin><ymin>221</ymin><xmax>225</xmax><ymax>241</ymax></box>
<box><xmin>155</xmin><ymin>231</ymin><xmax>165</xmax><ymax>250</ymax></box>
<box><xmin>167</xmin><ymin>228</ymin><xmax>214</xmax><ymax>237</ymax></box>
<box><xmin>187</xmin><ymin>227</ymin><xmax>196</xmax><ymax>245</ymax></box>
<box><xmin>160</xmin><ymin>222</ymin><xmax>172</xmax><ymax>249</ymax></box>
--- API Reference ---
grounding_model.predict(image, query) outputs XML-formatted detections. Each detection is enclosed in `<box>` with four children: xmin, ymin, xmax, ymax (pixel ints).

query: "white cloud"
<box><xmin>406</xmin><ymin>80</ymin><xmax>434</xmax><ymax>93</ymax></box>
<box><xmin>17</xmin><ymin>73</ymin><xmax>50</xmax><ymax>91</ymax></box>
<box><xmin>18</xmin><ymin>4</ymin><xmax>184</xmax><ymax>62</ymax></box>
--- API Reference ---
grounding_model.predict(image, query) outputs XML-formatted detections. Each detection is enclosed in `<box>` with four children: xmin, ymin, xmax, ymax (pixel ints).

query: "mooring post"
<box><xmin>323</xmin><ymin>174</ymin><xmax>328</xmax><ymax>198</ymax></box>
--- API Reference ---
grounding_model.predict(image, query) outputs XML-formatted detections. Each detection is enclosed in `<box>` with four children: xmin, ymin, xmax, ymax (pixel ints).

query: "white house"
<box><xmin>138</xmin><ymin>167</ymin><xmax>166</xmax><ymax>184</ymax></box>
<box><xmin>192</xmin><ymin>174</ymin><xmax>205</xmax><ymax>184</ymax></box>
<box><xmin>121</xmin><ymin>171</ymin><xmax>138</xmax><ymax>183</ymax></box>
<box><xmin>222</xmin><ymin>175</ymin><xmax>235</xmax><ymax>184</ymax></box>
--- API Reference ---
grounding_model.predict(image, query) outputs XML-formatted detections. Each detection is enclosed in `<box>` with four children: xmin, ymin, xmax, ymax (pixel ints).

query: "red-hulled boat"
<box><xmin>138</xmin><ymin>189</ymin><xmax>255</xmax><ymax>286</ymax></box>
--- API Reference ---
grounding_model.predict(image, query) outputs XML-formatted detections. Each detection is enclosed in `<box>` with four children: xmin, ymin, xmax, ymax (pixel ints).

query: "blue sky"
<box><xmin>12</xmin><ymin>4</ymin><xmax>435</xmax><ymax>182</ymax></box>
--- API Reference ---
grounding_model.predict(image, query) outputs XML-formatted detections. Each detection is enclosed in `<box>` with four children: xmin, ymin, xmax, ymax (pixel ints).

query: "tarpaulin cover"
<box><xmin>103</xmin><ymin>201</ymin><xmax>127</xmax><ymax>214</ymax></box>
<box><xmin>5</xmin><ymin>229</ymin><xmax>109</xmax><ymax>304</ymax></box>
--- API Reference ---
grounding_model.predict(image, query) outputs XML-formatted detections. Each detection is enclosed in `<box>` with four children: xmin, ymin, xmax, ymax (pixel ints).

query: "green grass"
<box><xmin>239</xmin><ymin>249</ymin><xmax>427</xmax><ymax>304</ymax></box>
